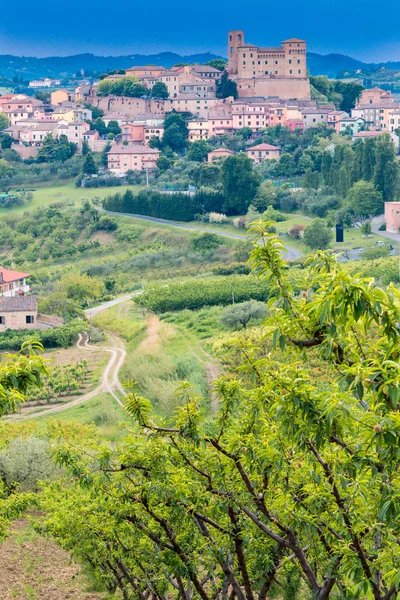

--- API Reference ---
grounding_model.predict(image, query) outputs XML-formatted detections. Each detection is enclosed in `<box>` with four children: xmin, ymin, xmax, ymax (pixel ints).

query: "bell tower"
<box><xmin>227</xmin><ymin>30</ymin><xmax>244</xmax><ymax>75</ymax></box>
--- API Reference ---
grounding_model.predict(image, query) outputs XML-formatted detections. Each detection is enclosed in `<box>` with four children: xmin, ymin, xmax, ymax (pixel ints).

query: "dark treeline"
<box><xmin>103</xmin><ymin>188</ymin><xmax>225</xmax><ymax>221</ymax></box>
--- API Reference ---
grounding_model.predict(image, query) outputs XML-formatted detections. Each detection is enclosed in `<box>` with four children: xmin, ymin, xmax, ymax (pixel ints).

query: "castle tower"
<box><xmin>282</xmin><ymin>38</ymin><xmax>307</xmax><ymax>78</ymax></box>
<box><xmin>227</xmin><ymin>30</ymin><xmax>244</xmax><ymax>75</ymax></box>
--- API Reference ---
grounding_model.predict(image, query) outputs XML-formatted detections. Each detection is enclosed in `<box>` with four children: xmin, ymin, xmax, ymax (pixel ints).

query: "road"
<box><xmin>371</xmin><ymin>215</ymin><xmax>400</xmax><ymax>242</ymax></box>
<box><xmin>8</xmin><ymin>298</ymin><xmax>133</xmax><ymax>421</ymax></box>
<box><xmin>103</xmin><ymin>209</ymin><xmax>302</xmax><ymax>261</ymax></box>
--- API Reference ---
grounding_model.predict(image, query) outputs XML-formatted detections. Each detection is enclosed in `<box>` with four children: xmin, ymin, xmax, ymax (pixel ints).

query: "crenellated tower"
<box><xmin>227</xmin><ymin>30</ymin><xmax>244</xmax><ymax>75</ymax></box>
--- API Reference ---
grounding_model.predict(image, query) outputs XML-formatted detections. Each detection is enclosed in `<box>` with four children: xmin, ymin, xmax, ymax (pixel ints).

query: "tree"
<box><xmin>216</xmin><ymin>71</ymin><xmax>238</xmax><ymax>99</ymax></box>
<box><xmin>107</xmin><ymin>120</ymin><xmax>121</xmax><ymax>136</ymax></box>
<box><xmin>346</xmin><ymin>180</ymin><xmax>383</xmax><ymax>225</ymax></box>
<box><xmin>361</xmin><ymin>244</ymin><xmax>391</xmax><ymax>260</ymax></box>
<box><xmin>275</xmin><ymin>153</ymin><xmax>295</xmax><ymax>177</ymax></box>
<box><xmin>40</xmin><ymin>226</ymin><xmax>400</xmax><ymax>600</ymax></box>
<box><xmin>81</xmin><ymin>140</ymin><xmax>90</xmax><ymax>156</ymax></box>
<box><xmin>334</xmin><ymin>80</ymin><xmax>364</xmax><ymax>112</ymax></box>
<box><xmin>206</xmin><ymin>59</ymin><xmax>227</xmax><ymax>71</ymax></box>
<box><xmin>187</xmin><ymin>140</ymin><xmax>210</xmax><ymax>162</ymax></box>
<box><xmin>83</xmin><ymin>152</ymin><xmax>98</xmax><ymax>175</ymax></box>
<box><xmin>303</xmin><ymin>217</ymin><xmax>333</xmax><ymax>249</ymax></box>
<box><xmin>37</xmin><ymin>134</ymin><xmax>76</xmax><ymax>163</ymax></box>
<box><xmin>220</xmin><ymin>300</ymin><xmax>267</xmax><ymax>329</ymax></box>
<box><xmin>156</xmin><ymin>155</ymin><xmax>171</xmax><ymax>171</ymax></box>
<box><xmin>151</xmin><ymin>81</ymin><xmax>169</xmax><ymax>99</ymax></box>
<box><xmin>362</xmin><ymin>137</ymin><xmax>377</xmax><ymax>180</ymax></box>
<box><xmin>38</xmin><ymin>291</ymin><xmax>83</xmax><ymax>320</ymax></box>
<box><xmin>374</xmin><ymin>135</ymin><xmax>399</xmax><ymax>202</ymax></box>
<box><xmin>0</xmin><ymin>113</ymin><xmax>9</xmax><ymax>131</ymax></box>
<box><xmin>59</xmin><ymin>273</ymin><xmax>104</xmax><ymax>306</ymax></box>
<box><xmin>0</xmin><ymin>158</ymin><xmax>14</xmax><ymax>178</ymax></box>
<box><xmin>303</xmin><ymin>169</ymin><xmax>320</xmax><ymax>190</ymax></box>
<box><xmin>221</xmin><ymin>154</ymin><xmax>259</xmax><ymax>214</ymax></box>
<box><xmin>162</xmin><ymin>113</ymin><xmax>188</xmax><ymax>152</ymax></box>
<box><xmin>253</xmin><ymin>180</ymin><xmax>277</xmax><ymax>211</ymax></box>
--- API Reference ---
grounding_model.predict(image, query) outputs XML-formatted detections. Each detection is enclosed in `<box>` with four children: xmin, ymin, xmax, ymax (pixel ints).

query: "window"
<box><xmin>26</xmin><ymin>315</ymin><xmax>34</xmax><ymax>324</ymax></box>
<box><xmin>0</xmin><ymin>317</ymin><xmax>4</xmax><ymax>325</ymax></box>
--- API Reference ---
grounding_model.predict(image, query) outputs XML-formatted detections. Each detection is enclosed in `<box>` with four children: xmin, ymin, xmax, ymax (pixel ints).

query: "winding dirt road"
<box><xmin>9</xmin><ymin>297</ymin><xmax>133</xmax><ymax>421</ymax></box>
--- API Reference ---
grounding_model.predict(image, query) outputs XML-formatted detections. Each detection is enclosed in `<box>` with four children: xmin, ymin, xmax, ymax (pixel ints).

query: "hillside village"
<box><xmin>1</xmin><ymin>30</ymin><xmax>400</xmax><ymax>177</ymax></box>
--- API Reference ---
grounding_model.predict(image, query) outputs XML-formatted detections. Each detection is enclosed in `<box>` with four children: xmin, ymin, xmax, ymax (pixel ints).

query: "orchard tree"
<box><xmin>303</xmin><ymin>217</ymin><xmax>333</xmax><ymax>249</ymax></box>
<box><xmin>42</xmin><ymin>226</ymin><xmax>400</xmax><ymax>600</ymax></box>
<box><xmin>220</xmin><ymin>300</ymin><xmax>267</xmax><ymax>329</ymax></box>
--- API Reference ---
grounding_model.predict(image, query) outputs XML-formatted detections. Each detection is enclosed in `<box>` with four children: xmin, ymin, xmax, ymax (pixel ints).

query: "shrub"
<box><xmin>208</xmin><ymin>212</ymin><xmax>228</xmax><ymax>224</ymax></box>
<box><xmin>263</xmin><ymin>205</ymin><xmax>287</xmax><ymax>222</ymax></box>
<box><xmin>233</xmin><ymin>217</ymin><xmax>246</xmax><ymax>229</ymax></box>
<box><xmin>0</xmin><ymin>437</ymin><xmax>61</xmax><ymax>492</ymax></box>
<box><xmin>220</xmin><ymin>301</ymin><xmax>267</xmax><ymax>330</ymax></box>
<box><xmin>288</xmin><ymin>224</ymin><xmax>305</xmax><ymax>239</ymax></box>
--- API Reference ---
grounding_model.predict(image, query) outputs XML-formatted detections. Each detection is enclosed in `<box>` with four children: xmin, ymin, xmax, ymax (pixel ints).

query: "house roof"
<box><xmin>247</xmin><ymin>143</ymin><xmax>280</xmax><ymax>151</ymax></box>
<box><xmin>353</xmin><ymin>131</ymin><xmax>391</xmax><ymax>138</ymax></box>
<box><xmin>0</xmin><ymin>269</ymin><xmax>30</xmax><ymax>283</ymax></box>
<box><xmin>128</xmin><ymin>66</ymin><xmax>166</xmax><ymax>71</ymax></box>
<box><xmin>209</xmin><ymin>147</ymin><xmax>235</xmax><ymax>154</ymax></box>
<box><xmin>107</xmin><ymin>143</ymin><xmax>160</xmax><ymax>155</ymax></box>
<box><xmin>282</xmin><ymin>38</ymin><xmax>306</xmax><ymax>43</ymax></box>
<box><xmin>0</xmin><ymin>296</ymin><xmax>37</xmax><ymax>312</ymax></box>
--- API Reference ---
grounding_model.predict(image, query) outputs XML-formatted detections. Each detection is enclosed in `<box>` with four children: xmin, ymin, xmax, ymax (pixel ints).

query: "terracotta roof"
<box><xmin>128</xmin><ymin>66</ymin><xmax>166</xmax><ymax>71</ymax></box>
<box><xmin>209</xmin><ymin>147</ymin><xmax>234</xmax><ymax>154</ymax></box>
<box><xmin>0</xmin><ymin>269</ymin><xmax>30</xmax><ymax>283</ymax></box>
<box><xmin>353</xmin><ymin>131</ymin><xmax>392</xmax><ymax>138</ymax></box>
<box><xmin>247</xmin><ymin>143</ymin><xmax>280</xmax><ymax>151</ymax></box>
<box><xmin>282</xmin><ymin>38</ymin><xmax>306</xmax><ymax>43</ymax></box>
<box><xmin>0</xmin><ymin>296</ymin><xmax>37</xmax><ymax>312</ymax></box>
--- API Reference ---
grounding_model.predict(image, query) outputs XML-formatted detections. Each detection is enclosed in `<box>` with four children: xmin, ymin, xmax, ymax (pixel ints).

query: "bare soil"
<box><xmin>0</xmin><ymin>519</ymin><xmax>106</xmax><ymax>600</ymax></box>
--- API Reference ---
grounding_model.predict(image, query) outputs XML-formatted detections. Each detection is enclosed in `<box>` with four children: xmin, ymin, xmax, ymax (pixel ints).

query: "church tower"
<box><xmin>227</xmin><ymin>30</ymin><xmax>244</xmax><ymax>75</ymax></box>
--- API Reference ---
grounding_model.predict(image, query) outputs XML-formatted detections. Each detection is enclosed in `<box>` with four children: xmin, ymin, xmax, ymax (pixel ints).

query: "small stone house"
<box><xmin>0</xmin><ymin>296</ymin><xmax>38</xmax><ymax>332</ymax></box>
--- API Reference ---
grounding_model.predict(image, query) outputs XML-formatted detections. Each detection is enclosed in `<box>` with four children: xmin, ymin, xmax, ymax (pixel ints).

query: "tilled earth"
<box><xmin>0</xmin><ymin>519</ymin><xmax>106</xmax><ymax>600</ymax></box>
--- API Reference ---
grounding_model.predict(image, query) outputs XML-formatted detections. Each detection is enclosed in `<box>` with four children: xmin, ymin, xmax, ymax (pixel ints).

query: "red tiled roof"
<box><xmin>0</xmin><ymin>269</ymin><xmax>30</xmax><ymax>283</ymax></box>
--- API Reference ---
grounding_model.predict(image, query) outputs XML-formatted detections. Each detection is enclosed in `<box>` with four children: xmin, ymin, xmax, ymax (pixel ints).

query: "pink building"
<box><xmin>246</xmin><ymin>143</ymin><xmax>281</xmax><ymax>163</ymax></box>
<box><xmin>107</xmin><ymin>143</ymin><xmax>160</xmax><ymax>174</ymax></box>
<box><xmin>385</xmin><ymin>202</ymin><xmax>400</xmax><ymax>234</ymax></box>
<box><xmin>286</xmin><ymin>118</ymin><xmax>304</xmax><ymax>132</ymax></box>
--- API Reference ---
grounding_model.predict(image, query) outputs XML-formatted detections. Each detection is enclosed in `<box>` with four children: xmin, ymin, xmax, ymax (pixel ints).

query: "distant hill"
<box><xmin>1</xmin><ymin>50</ymin><xmax>400</xmax><ymax>81</ymax></box>
<box><xmin>0</xmin><ymin>52</ymin><xmax>224</xmax><ymax>80</ymax></box>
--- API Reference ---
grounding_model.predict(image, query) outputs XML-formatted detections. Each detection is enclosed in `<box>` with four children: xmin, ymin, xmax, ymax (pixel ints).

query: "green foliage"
<box><xmin>221</xmin><ymin>154</ymin><xmax>259</xmax><ymax>214</ymax></box>
<box><xmin>191</xmin><ymin>233</ymin><xmax>223</xmax><ymax>253</ymax></box>
<box><xmin>0</xmin><ymin>437</ymin><xmax>60</xmax><ymax>492</ymax></box>
<box><xmin>263</xmin><ymin>205</ymin><xmax>287</xmax><ymax>222</ymax></box>
<box><xmin>162</xmin><ymin>113</ymin><xmax>188</xmax><ymax>152</ymax></box>
<box><xmin>187</xmin><ymin>139</ymin><xmax>210</xmax><ymax>162</ymax></box>
<box><xmin>151</xmin><ymin>81</ymin><xmax>169</xmax><ymax>99</ymax></box>
<box><xmin>39</xmin><ymin>225</ymin><xmax>400</xmax><ymax>600</ymax></box>
<box><xmin>216</xmin><ymin>70</ymin><xmax>238</xmax><ymax>99</ymax></box>
<box><xmin>346</xmin><ymin>180</ymin><xmax>383</xmax><ymax>224</ymax></box>
<box><xmin>303</xmin><ymin>217</ymin><xmax>333</xmax><ymax>249</ymax></box>
<box><xmin>83</xmin><ymin>152</ymin><xmax>98</xmax><ymax>175</ymax></box>
<box><xmin>37</xmin><ymin>134</ymin><xmax>77</xmax><ymax>163</ymax></box>
<box><xmin>374</xmin><ymin>134</ymin><xmax>399</xmax><ymax>201</ymax></box>
<box><xmin>220</xmin><ymin>300</ymin><xmax>267</xmax><ymax>329</ymax></box>
<box><xmin>0</xmin><ymin>113</ymin><xmax>9</xmax><ymax>131</ymax></box>
<box><xmin>136</xmin><ymin>275</ymin><xmax>270</xmax><ymax>312</ymax></box>
<box><xmin>97</xmin><ymin>75</ymin><xmax>148</xmax><ymax>98</ymax></box>
<box><xmin>103</xmin><ymin>187</ymin><xmax>224</xmax><ymax>221</ymax></box>
<box><xmin>59</xmin><ymin>273</ymin><xmax>105</xmax><ymax>306</ymax></box>
<box><xmin>0</xmin><ymin>320</ymin><xmax>85</xmax><ymax>351</ymax></box>
<box><xmin>206</xmin><ymin>59</ymin><xmax>227</xmax><ymax>71</ymax></box>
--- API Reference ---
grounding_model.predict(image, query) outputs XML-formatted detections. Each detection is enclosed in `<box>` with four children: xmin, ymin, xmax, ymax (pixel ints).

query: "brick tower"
<box><xmin>227</xmin><ymin>30</ymin><xmax>244</xmax><ymax>75</ymax></box>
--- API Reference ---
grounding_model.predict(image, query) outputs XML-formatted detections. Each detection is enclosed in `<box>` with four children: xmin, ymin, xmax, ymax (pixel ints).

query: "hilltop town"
<box><xmin>0</xmin><ymin>29</ymin><xmax>399</xmax><ymax>178</ymax></box>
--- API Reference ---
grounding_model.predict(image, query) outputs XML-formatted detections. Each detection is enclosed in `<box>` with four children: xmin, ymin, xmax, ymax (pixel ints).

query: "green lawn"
<box><xmin>2</xmin><ymin>182</ymin><xmax>143</xmax><ymax>215</ymax></box>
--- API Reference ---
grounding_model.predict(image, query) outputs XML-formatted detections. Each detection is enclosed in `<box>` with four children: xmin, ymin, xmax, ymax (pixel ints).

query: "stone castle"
<box><xmin>227</xmin><ymin>30</ymin><xmax>310</xmax><ymax>99</ymax></box>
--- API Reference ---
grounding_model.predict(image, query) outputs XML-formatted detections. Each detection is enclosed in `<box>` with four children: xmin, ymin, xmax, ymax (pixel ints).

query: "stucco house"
<box><xmin>208</xmin><ymin>147</ymin><xmax>235</xmax><ymax>162</ymax></box>
<box><xmin>107</xmin><ymin>143</ymin><xmax>160</xmax><ymax>174</ymax></box>
<box><xmin>246</xmin><ymin>143</ymin><xmax>281</xmax><ymax>163</ymax></box>
<box><xmin>0</xmin><ymin>269</ymin><xmax>31</xmax><ymax>297</ymax></box>
<box><xmin>0</xmin><ymin>296</ymin><xmax>37</xmax><ymax>332</ymax></box>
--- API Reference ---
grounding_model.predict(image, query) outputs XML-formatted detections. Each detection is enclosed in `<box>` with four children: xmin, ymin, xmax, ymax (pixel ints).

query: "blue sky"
<box><xmin>1</xmin><ymin>0</ymin><xmax>400</xmax><ymax>61</ymax></box>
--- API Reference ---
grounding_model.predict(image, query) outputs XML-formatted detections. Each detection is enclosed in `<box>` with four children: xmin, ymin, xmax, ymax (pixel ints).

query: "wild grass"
<box><xmin>92</xmin><ymin>302</ymin><xmax>210</xmax><ymax>418</ymax></box>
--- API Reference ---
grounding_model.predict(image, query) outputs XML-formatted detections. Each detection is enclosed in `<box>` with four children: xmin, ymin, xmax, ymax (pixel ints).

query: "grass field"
<box><xmin>93</xmin><ymin>301</ymin><xmax>211</xmax><ymax>417</ymax></box>
<box><xmin>1</xmin><ymin>182</ymin><xmax>142</xmax><ymax>215</ymax></box>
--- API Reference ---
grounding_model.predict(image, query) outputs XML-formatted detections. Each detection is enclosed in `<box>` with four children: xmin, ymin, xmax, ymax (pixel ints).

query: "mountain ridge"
<box><xmin>0</xmin><ymin>50</ymin><xmax>399</xmax><ymax>80</ymax></box>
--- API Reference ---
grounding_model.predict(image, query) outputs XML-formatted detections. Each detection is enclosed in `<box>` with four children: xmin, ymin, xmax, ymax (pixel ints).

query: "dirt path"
<box><xmin>8</xmin><ymin>301</ymin><xmax>132</xmax><ymax>421</ymax></box>
<box><xmin>191</xmin><ymin>345</ymin><xmax>222</xmax><ymax>414</ymax></box>
<box><xmin>0</xmin><ymin>519</ymin><xmax>105</xmax><ymax>600</ymax></box>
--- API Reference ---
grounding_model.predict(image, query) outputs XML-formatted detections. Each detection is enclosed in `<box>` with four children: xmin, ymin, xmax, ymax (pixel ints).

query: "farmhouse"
<box><xmin>0</xmin><ymin>269</ymin><xmax>31</xmax><ymax>297</ymax></box>
<box><xmin>246</xmin><ymin>143</ymin><xmax>281</xmax><ymax>163</ymax></box>
<box><xmin>0</xmin><ymin>296</ymin><xmax>38</xmax><ymax>332</ymax></box>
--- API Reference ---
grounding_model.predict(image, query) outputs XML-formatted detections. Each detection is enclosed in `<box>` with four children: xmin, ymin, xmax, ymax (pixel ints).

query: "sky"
<box><xmin>1</xmin><ymin>0</ymin><xmax>400</xmax><ymax>62</ymax></box>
